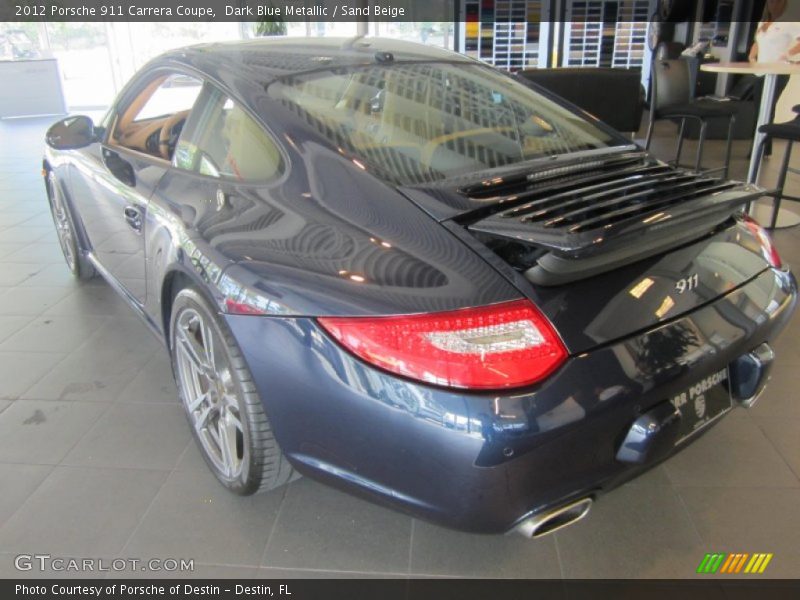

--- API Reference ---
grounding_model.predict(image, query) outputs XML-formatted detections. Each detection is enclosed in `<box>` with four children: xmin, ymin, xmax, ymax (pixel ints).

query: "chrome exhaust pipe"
<box><xmin>729</xmin><ymin>343</ymin><xmax>774</xmax><ymax>408</ymax></box>
<box><xmin>513</xmin><ymin>497</ymin><xmax>593</xmax><ymax>539</ymax></box>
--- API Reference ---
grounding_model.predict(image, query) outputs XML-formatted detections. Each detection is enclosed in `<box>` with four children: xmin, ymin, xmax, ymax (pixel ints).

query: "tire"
<box><xmin>169</xmin><ymin>286</ymin><xmax>295</xmax><ymax>495</ymax></box>
<box><xmin>46</xmin><ymin>172</ymin><xmax>96</xmax><ymax>280</ymax></box>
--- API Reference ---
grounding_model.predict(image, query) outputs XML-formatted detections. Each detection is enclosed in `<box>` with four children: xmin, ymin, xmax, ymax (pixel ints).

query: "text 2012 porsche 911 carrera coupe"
<box><xmin>43</xmin><ymin>37</ymin><xmax>796</xmax><ymax>536</ymax></box>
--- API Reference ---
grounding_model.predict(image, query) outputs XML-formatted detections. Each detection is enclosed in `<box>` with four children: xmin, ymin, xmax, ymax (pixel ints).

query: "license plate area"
<box><xmin>671</xmin><ymin>368</ymin><xmax>732</xmax><ymax>445</ymax></box>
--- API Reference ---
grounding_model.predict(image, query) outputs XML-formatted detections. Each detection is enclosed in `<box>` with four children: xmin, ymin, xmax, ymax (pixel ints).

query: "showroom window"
<box><xmin>174</xmin><ymin>86</ymin><xmax>284</xmax><ymax>182</ymax></box>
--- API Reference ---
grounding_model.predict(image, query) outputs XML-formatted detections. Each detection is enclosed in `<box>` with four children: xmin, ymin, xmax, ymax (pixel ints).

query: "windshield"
<box><xmin>268</xmin><ymin>62</ymin><xmax>625</xmax><ymax>185</ymax></box>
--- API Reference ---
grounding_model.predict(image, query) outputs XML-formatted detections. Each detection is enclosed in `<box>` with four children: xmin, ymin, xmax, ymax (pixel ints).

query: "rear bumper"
<box><xmin>225</xmin><ymin>267</ymin><xmax>797</xmax><ymax>533</ymax></box>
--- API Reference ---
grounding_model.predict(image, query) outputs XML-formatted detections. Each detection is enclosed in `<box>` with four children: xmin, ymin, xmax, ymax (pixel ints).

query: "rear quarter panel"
<box><xmin>145</xmin><ymin>103</ymin><xmax>523</xmax><ymax>320</ymax></box>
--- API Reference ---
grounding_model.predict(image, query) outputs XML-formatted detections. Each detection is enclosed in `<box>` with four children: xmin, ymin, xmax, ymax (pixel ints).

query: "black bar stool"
<box><xmin>645</xmin><ymin>59</ymin><xmax>737</xmax><ymax>178</ymax></box>
<box><xmin>751</xmin><ymin>105</ymin><xmax>800</xmax><ymax>229</ymax></box>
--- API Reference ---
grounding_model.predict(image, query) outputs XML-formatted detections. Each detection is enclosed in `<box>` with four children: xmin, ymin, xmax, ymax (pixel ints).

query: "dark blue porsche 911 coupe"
<box><xmin>42</xmin><ymin>37</ymin><xmax>796</xmax><ymax>536</ymax></box>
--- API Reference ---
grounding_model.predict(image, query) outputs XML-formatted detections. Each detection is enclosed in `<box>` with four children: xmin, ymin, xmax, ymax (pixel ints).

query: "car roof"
<box><xmin>157</xmin><ymin>36</ymin><xmax>472</xmax><ymax>83</ymax></box>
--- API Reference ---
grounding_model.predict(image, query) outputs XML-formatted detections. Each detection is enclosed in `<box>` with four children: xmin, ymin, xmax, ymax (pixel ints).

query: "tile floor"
<box><xmin>0</xmin><ymin>114</ymin><xmax>798</xmax><ymax>580</ymax></box>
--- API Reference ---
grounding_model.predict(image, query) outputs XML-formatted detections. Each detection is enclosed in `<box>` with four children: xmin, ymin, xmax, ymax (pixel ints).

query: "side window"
<box><xmin>174</xmin><ymin>85</ymin><xmax>283</xmax><ymax>182</ymax></box>
<box><xmin>133</xmin><ymin>74</ymin><xmax>202</xmax><ymax>122</ymax></box>
<box><xmin>111</xmin><ymin>73</ymin><xmax>202</xmax><ymax>160</ymax></box>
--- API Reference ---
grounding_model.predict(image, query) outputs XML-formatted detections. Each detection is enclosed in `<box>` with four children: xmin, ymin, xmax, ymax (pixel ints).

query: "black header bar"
<box><xmin>1</xmin><ymin>0</ymin><xmax>766</xmax><ymax>23</ymax></box>
<box><xmin>4</xmin><ymin>1</ymin><xmax>454</xmax><ymax>22</ymax></box>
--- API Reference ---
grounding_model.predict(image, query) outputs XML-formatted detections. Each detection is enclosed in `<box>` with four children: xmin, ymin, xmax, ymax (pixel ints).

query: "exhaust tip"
<box><xmin>730</xmin><ymin>343</ymin><xmax>774</xmax><ymax>408</ymax></box>
<box><xmin>514</xmin><ymin>497</ymin><xmax>593</xmax><ymax>539</ymax></box>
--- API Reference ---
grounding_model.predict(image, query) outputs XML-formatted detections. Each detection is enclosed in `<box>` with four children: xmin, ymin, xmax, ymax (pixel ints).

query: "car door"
<box><xmin>147</xmin><ymin>83</ymin><xmax>287</xmax><ymax>313</ymax></box>
<box><xmin>68</xmin><ymin>71</ymin><xmax>202</xmax><ymax>304</ymax></box>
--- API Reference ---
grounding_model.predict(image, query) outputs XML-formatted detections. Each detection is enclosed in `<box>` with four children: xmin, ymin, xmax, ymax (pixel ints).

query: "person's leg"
<box><xmin>774</xmin><ymin>74</ymin><xmax>798</xmax><ymax>122</ymax></box>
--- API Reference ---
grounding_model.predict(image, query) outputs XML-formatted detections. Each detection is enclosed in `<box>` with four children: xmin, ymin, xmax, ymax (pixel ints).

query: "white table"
<box><xmin>701</xmin><ymin>61</ymin><xmax>800</xmax><ymax>228</ymax></box>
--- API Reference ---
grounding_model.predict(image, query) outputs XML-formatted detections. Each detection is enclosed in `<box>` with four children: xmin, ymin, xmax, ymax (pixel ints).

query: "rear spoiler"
<box><xmin>463</xmin><ymin>159</ymin><xmax>765</xmax><ymax>285</ymax></box>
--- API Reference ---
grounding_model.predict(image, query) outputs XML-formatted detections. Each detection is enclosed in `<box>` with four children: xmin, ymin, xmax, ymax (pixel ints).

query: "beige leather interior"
<box><xmin>158</xmin><ymin>110</ymin><xmax>191</xmax><ymax>159</ymax></box>
<box><xmin>110</xmin><ymin>116</ymin><xmax>166</xmax><ymax>156</ymax></box>
<box><xmin>110</xmin><ymin>75</ymin><xmax>190</xmax><ymax>160</ymax></box>
<box><xmin>221</xmin><ymin>104</ymin><xmax>282</xmax><ymax>181</ymax></box>
<box><xmin>110</xmin><ymin>76</ymin><xmax>166</xmax><ymax>154</ymax></box>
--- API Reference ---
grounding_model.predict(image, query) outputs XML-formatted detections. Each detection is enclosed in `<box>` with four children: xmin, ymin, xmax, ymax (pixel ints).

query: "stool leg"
<box><xmin>675</xmin><ymin>118</ymin><xmax>686</xmax><ymax>167</ymax></box>
<box><xmin>746</xmin><ymin>137</ymin><xmax>769</xmax><ymax>213</ymax></box>
<box><xmin>771</xmin><ymin>140</ymin><xmax>794</xmax><ymax>230</ymax></box>
<box><xmin>644</xmin><ymin>117</ymin><xmax>654</xmax><ymax>150</ymax></box>
<box><xmin>695</xmin><ymin>119</ymin><xmax>707</xmax><ymax>173</ymax></box>
<box><xmin>723</xmin><ymin>115</ymin><xmax>735</xmax><ymax>179</ymax></box>
<box><xmin>751</xmin><ymin>137</ymin><xmax>768</xmax><ymax>185</ymax></box>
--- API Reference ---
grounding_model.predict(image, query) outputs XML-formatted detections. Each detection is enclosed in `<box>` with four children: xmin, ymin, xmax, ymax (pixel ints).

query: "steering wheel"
<box><xmin>158</xmin><ymin>112</ymin><xmax>187</xmax><ymax>160</ymax></box>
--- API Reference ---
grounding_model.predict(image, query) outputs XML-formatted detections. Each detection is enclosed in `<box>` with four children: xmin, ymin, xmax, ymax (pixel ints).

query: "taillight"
<box><xmin>742</xmin><ymin>215</ymin><xmax>782</xmax><ymax>268</ymax></box>
<box><xmin>317</xmin><ymin>299</ymin><xmax>567</xmax><ymax>390</ymax></box>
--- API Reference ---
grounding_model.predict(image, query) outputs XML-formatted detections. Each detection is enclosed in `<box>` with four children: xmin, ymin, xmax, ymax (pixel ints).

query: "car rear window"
<box><xmin>267</xmin><ymin>62</ymin><xmax>623</xmax><ymax>185</ymax></box>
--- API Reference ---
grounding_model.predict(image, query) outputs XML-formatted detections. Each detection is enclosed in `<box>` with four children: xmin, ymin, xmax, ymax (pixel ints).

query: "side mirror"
<box><xmin>46</xmin><ymin>115</ymin><xmax>101</xmax><ymax>150</ymax></box>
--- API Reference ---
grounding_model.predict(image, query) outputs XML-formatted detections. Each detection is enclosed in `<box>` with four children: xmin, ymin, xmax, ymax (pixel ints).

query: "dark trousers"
<box><xmin>755</xmin><ymin>74</ymin><xmax>790</xmax><ymax>155</ymax></box>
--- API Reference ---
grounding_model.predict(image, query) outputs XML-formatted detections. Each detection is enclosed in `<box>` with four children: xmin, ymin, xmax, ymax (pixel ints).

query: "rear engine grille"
<box><xmin>462</xmin><ymin>155</ymin><xmax>763</xmax><ymax>285</ymax></box>
<box><xmin>460</xmin><ymin>152</ymin><xmax>648</xmax><ymax>200</ymax></box>
<box><xmin>472</xmin><ymin>163</ymin><xmax>737</xmax><ymax>235</ymax></box>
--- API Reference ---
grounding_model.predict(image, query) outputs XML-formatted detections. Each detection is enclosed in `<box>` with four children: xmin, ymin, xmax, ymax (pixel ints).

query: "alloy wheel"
<box><xmin>49</xmin><ymin>175</ymin><xmax>77</xmax><ymax>272</ymax></box>
<box><xmin>174</xmin><ymin>307</ymin><xmax>247</xmax><ymax>478</ymax></box>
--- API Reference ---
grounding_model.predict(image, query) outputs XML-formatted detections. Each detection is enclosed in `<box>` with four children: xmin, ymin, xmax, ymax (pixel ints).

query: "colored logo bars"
<box><xmin>697</xmin><ymin>553</ymin><xmax>773</xmax><ymax>574</ymax></box>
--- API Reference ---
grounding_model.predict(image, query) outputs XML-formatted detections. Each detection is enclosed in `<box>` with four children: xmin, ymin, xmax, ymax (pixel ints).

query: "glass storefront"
<box><xmin>1</xmin><ymin>4</ymin><xmax>652</xmax><ymax>114</ymax></box>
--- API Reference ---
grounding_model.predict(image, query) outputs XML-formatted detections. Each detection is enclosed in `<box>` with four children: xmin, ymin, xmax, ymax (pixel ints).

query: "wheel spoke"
<box><xmin>221</xmin><ymin>391</ymin><xmax>237</xmax><ymax>407</ymax></box>
<box><xmin>224</xmin><ymin>404</ymin><xmax>243</xmax><ymax>432</ymax></box>
<box><xmin>51</xmin><ymin>188</ymin><xmax>76</xmax><ymax>269</ymax></box>
<box><xmin>176</xmin><ymin>322</ymin><xmax>210</xmax><ymax>372</ymax></box>
<box><xmin>186</xmin><ymin>390</ymin><xmax>209</xmax><ymax>412</ymax></box>
<box><xmin>207</xmin><ymin>417</ymin><xmax>222</xmax><ymax>444</ymax></box>
<box><xmin>201</xmin><ymin>322</ymin><xmax>217</xmax><ymax>374</ymax></box>
<box><xmin>218</xmin><ymin>414</ymin><xmax>238</xmax><ymax>477</ymax></box>
<box><xmin>59</xmin><ymin>230</ymin><xmax>73</xmax><ymax>265</ymax></box>
<box><xmin>194</xmin><ymin>402</ymin><xmax>214</xmax><ymax>432</ymax></box>
<box><xmin>177</xmin><ymin>340</ymin><xmax>205</xmax><ymax>383</ymax></box>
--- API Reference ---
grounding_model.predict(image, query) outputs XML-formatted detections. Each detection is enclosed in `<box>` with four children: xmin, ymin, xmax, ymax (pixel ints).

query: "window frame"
<box><xmin>105</xmin><ymin>67</ymin><xmax>203</xmax><ymax>164</ymax></box>
<box><xmin>170</xmin><ymin>80</ymin><xmax>289</xmax><ymax>186</ymax></box>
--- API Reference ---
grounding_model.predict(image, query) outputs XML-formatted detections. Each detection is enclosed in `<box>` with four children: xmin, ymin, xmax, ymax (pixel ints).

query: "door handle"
<box><xmin>123</xmin><ymin>206</ymin><xmax>143</xmax><ymax>232</ymax></box>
